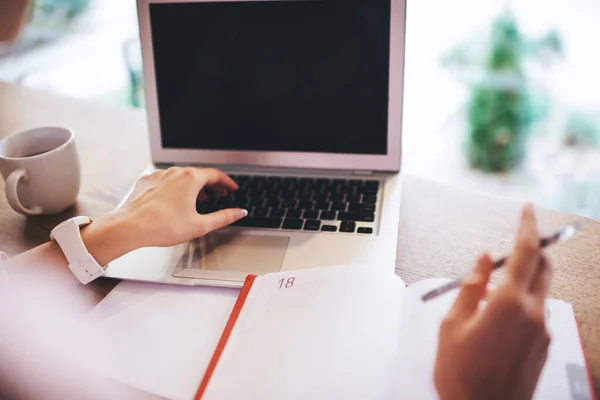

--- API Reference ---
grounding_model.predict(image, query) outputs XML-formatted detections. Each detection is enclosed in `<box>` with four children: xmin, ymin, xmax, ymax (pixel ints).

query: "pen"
<box><xmin>421</xmin><ymin>221</ymin><xmax>588</xmax><ymax>302</ymax></box>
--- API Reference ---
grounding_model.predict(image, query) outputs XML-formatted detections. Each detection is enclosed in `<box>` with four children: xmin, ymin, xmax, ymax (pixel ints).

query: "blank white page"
<box><xmin>91</xmin><ymin>281</ymin><xmax>239</xmax><ymax>400</ymax></box>
<box><xmin>203</xmin><ymin>264</ymin><xmax>406</xmax><ymax>400</ymax></box>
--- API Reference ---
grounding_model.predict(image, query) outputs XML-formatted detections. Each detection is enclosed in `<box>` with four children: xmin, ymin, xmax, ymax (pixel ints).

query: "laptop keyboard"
<box><xmin>196</xmin><ymin>175</ymin><xmax>379</xmax><ymax>234</ymax></box>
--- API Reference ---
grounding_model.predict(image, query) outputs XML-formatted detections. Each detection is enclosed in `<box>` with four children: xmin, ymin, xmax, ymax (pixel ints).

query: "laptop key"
<box><xmin>314</xmin><ymin>201</ymin><xmax>331</xmax><ymax>210</ymax></box>
<box><xmin>233</xmin><ymin>217</ymin><xmax>283</xmax><ymax>229</ymax></box>
<box><xmin>269</xmin><ymin>208</ymin><xmax>286</xmax><ymax>218</ymax></box>
<box><xmin>282</xmin><ymin>199</ymin><xmax>298</xmax><ymax>209</ymax></box>
<box><xmin>303</xmin><ymin>220</ymin><xmax>321</xmax><ymax>231</ymax></box>
<box><xmin>281</xmin><ymin>191</ymin><xmax>297</xmax><ymax>201</ymax></box>
<box><xmin>340</xmin><ymin>221</ymin><xmax>356</xmax><ymax>233</ymax></box>
<box><xmin>347</xmin><ymin>194</ymin><xmax>362</xmax><ymax>203</ymax></box>
<box><xmin>320</xmin><ymin>211</ymin><xmax>337</xmax><ymax>220</ymax></box>
<box><xmin>348</xmin><ymin>203</ymin><xmax>376</xmax><ymax>213</ymax></box>
<box><xmin>286</xmin><ymin>209</ymin><xmax>303</xmax><ymax>219</ymax></box>
<box><xmin>362</xmin><ymin>195</ymin><xmax>378</xmax><ymax>205</ymax></box>
<box><xmin>249</xmin><ymin>198</ymin><xmax>266</xmax><ymax>207</ymax></box>
<box><xmin>314</xmin><ymin>193</ymin><xmax>330</xmax><ymax>202</ymax></box>
<box><xmin>217</xmin><ymin>198</ymin><xmax>234</xmax><ymax>208</ymax></box>
<box><xmin>331</xmin><ymin>202</ymin><xmax>347</xmax><ymax>211</ymax></box>
<box><xmin>233</xmin><ymin>198</ymin><xmax>250</xmax><ymax>208</ymax></box>
<box><xmin>299</xmin><ymin>200</ymin><xmax>314</xmax><ymax>210</ymax></box>
<box><xmin>364</xmin><ymin>180</ymin><xmax>380</xmax><ymax>189</ymax></box>
<box><xmin>282</xmin><ymin>218</ymin><xmax>304</xmax><ymax>230</ymax></box>
<box><xmin>282</xmin><ymin>178</ymin><xmax>298</xmax><ymax>190</ymax></box>
<box><xmin>330</xmin><ymin>193</ymin><xmax>346</xmax><ymax>202</ymax></box>
<box><xmin>265</xmin><ymin>180</ymin><xmax>280</xmax><ymax>190</ymax></box>
<box><xmin>266</xmin><ymin>198</ymin><xmax>282</xmax><ymax>208</ymax></box>
<box><xmin>303</xmin><ymin>210</ymin><xmax>320</xmax><ymax>219</ymax></box>
<box><xmin>253</xmin><ymin>207</ymin><xmax>270</xmax><ymax>217</ymax></box>
<box><xmin>337</xmin><ymin>212</ymin><xmax>375</xmax><ymax>222</ymax></box>
<box><xmin>314</xmin><ymin>182</ymin><xmax>328</xmax><ymax>193</ymax></box>
<box><xmin>357</xmin><ymin>227</ymin><xmax>374</xmax><ymax>234</ymax></box>
<box><xmin>235</xmin><ymin>189</ymin><xmax>250</xmax><ymax>198</ymax></box>
<box><xmin>321</xmin><ymin>225</ymin><xmax>337</xmax><ymax>232</ymax></box>
<box><xmin>298</xmin><ymin>178</ymin><xmax>314</xmax><ymax>192</ymax></box>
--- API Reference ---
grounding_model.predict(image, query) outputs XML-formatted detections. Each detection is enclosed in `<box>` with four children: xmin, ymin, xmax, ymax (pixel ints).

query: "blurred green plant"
<box><xmin>28</xmin><ymin>0</ymin><xmax>90</xmax><ymax>28</ymax></box>
<box><xmin>564</xmin><ymin>112</ymin><xmax>600</xmax><ymax>148</ymax></box>
<box><xmin>0</xmin><ymin>0</ymin><xmax>90</xmax><ymax>58</ymax></box>
<box><xmin>40</xmin><ymin>0</ymin><xmax>89</xmax><ymax>20</ymax></box>
<box><xmin>123</xmin><ymin>38</ymin><xmax>145</xmax><ymax>108</ymax></box>
<box><xmin>443</xmin><ymin>11</ymin><xmax>562</xmax><ymax>172</ymax></box>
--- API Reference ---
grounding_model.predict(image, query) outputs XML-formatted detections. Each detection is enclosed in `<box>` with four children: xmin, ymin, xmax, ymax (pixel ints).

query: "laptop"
<box><xmin>105</xmin><ymin>0</ymin><xmax>407</xmax><ymax>288</ymax></box>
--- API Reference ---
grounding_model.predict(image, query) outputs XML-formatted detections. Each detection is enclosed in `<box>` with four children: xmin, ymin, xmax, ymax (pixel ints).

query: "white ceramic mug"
<box><xmin>0</xmin><ymin>127</ymin><xmax>81</xmax><ymax>215</ymax></box>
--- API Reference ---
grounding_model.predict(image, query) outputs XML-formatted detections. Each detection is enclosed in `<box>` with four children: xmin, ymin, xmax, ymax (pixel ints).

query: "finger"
<box><xmin>507</xmin><ymin>204</ymin><xmax>541</xmax><ymax>289</ymax></box>
<box><xmin>195</xmin><ymin>208</ymin><xmax>248</xmax><ymax>236</ymax></box>
<box><xmin>448</xmin><ymin>253</ymin><xmax>494</xmax><ymax>320</ymax></box>
<box><xmin>149</xmin><ymin>169</ymin><xmax>167</xmax><ymax>183</ymax></box>
<box><xmin>529</xmin><ymin>255</ymin><xmax>552</xmax><ymax>305</ymax></box>
<box><xmin>193</xmin><ymin>168</ymin><xmax>239</xmax><ymax>191</ymax></box>
<box><xmin>482</xmin><ymin>285</ymin><xmax>497</xmax><ymax>301</ymax></box>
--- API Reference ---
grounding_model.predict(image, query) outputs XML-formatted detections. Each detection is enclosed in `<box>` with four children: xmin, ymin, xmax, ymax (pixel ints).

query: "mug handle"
<box><xmin>5</xmin><ymin>169</ymin><xmax>43</xmax><ymax>216</ymax></box>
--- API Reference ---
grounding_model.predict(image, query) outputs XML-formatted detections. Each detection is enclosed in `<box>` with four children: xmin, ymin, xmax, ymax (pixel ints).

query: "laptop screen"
<box><xmin>149</xmin><ymin>0</ymin><xmax>391</xmax><ymax>156</ymax></box>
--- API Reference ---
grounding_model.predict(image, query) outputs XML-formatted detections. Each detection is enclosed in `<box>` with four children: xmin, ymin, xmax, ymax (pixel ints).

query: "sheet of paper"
<box><xmin>90</xmin><ymin>281</ymin><xmax>239</xmax><ymax>400</ymax></box>
<box><xmin>202</xmin><ymin>264</ymin><xmax>406</xmax><ymax>400</ymax></box>
<box><xmin>393</xmin><ymin>279</ymin><xmax>593</xmax><ymax>400</ymax></box>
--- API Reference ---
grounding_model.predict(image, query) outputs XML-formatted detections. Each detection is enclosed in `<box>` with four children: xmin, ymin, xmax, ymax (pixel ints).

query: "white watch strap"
<box><xmin>51</xmin><ymin>216</ymin><xmax>105</xmax><ymax>285</ymax></box>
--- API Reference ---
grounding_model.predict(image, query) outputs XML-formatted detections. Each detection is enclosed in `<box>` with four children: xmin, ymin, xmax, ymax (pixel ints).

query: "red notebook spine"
<box><xmin>194</xmin><ymin>274</ymin><xmax>258</xmax><ymax>400</ymax></box>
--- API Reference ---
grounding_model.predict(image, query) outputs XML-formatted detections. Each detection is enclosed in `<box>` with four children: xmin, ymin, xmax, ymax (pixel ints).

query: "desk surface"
<box><xmin>1</xmin><ymin>82</ymin><xmax>599</xmax><ymax>395</ymax></box>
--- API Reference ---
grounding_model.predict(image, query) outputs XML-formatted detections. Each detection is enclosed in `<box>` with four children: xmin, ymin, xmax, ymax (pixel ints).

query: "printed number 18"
<box><xmin>278</xmin><ymin>277</ymin><xmax>295</xmax><ymax>289</ymax></box>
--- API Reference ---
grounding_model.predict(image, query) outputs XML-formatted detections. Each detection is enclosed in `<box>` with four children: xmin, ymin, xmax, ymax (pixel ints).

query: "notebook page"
<box><xmin>203</xmin><ymin>264</ymin><xmax>406</xmax><ymax>400</ymax></box>
<box><xmin>91</xmin><ymin>282</ymin><xmax>239</xmax><ymax>400</ymax></box>
<box><xmin>393</xmin><ymin>279</ymin><xmax>593</xmax><ymax>400</ymax></box>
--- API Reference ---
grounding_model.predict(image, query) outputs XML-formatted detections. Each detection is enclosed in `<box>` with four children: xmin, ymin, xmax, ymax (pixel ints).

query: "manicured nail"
<box><xmin>240</xmin><ymin>209</ymin><xmax>248</xmax><ymax>218</ymax></box>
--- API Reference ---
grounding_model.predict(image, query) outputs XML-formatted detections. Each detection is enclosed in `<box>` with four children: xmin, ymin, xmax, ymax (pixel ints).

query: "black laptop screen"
<box><xmin>149</xmin><ymin>0</ymin><xmax>391</xmax><ymax>155</ymax></box>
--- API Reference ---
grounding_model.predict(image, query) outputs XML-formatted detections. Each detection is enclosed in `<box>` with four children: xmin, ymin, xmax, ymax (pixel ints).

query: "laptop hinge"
<box><xmin>352</xmin><ymin>170</ymin><xmax>375</xmax><ymax>176</ymax></box>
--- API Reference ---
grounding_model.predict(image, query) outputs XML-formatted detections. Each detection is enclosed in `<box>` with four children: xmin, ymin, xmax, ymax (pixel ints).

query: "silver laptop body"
<box><xmin>106</xmin><ymin>0</ymin><xmax>407</xmax><ymax>288</ymax></box>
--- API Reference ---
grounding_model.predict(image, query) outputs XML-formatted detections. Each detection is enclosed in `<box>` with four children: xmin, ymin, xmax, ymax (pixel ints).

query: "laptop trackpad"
<box><xmin>172</xmin><ymin>233</ymin><xmax>289</xmax><ymax>280</ymax></box>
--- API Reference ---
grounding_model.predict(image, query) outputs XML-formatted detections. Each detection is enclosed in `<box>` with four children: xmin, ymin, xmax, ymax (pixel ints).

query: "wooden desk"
<box><xmin>1</xmin><ymin>82</ymin><xmax>599</xmax><ymax>395</ymax></box>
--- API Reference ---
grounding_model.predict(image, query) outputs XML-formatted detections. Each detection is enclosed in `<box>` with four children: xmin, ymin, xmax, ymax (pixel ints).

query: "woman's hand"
<box><xmin>81</xmin><ymin>167</ymin><xmax>247</xmax><ymax>266</ymax></box>
<box><xmin>434</xmin><ymin>204</ymin><xmax>552</xmax><ymax>400</ymax></box>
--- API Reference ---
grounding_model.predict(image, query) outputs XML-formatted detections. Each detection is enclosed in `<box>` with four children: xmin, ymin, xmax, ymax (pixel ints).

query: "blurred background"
<box><xmin>1</xmin><ymin>0</ymin><xmax>599</xmax><ymax>218</ymax></box>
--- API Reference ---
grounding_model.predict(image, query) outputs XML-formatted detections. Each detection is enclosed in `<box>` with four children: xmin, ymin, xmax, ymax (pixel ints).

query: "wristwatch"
<box><xmin>50</xmin><ymin>216</ymin><xmax>106</xmax><ymax>284</ymax></box>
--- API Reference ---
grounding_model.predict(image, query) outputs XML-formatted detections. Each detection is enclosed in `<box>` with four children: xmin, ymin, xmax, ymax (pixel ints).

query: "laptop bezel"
<box><xmin>138</xmin><ymin>0</ymin><xmax>405</xmax><ymax>172</ymax></box>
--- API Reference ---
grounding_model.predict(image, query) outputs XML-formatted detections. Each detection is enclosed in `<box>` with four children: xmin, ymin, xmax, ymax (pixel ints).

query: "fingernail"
<box><xmin>239</xmin><ymin>209</ymin><xmax>248</xmax><ymax>218</ymax></box>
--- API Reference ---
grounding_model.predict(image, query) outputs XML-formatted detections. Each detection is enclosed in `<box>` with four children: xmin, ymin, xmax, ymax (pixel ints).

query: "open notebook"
<box><xmin>194</xmin><ymin>265</ymin><xmax>594</xmax><ymax>400</ymax></box>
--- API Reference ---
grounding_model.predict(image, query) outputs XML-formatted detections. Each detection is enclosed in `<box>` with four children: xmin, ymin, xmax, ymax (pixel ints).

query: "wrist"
<box><xmin>80</xmin><ymin>210</ymin><xmax>140</xmax><ymax>267</ymax></box>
